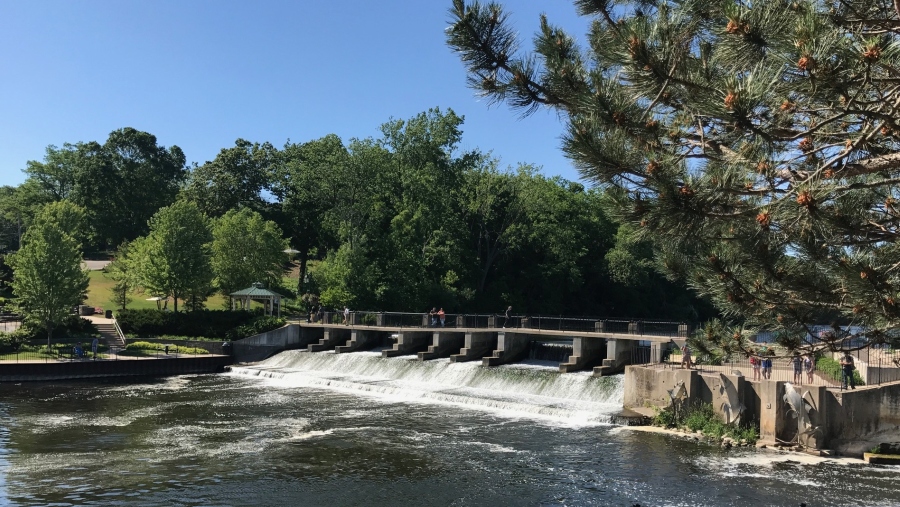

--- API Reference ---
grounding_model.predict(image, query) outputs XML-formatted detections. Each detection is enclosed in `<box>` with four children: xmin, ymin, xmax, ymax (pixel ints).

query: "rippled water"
<box><xmin>0</xmin><ymin>351</ymin><xmax>898</xmax><ymax>506</ymax></box>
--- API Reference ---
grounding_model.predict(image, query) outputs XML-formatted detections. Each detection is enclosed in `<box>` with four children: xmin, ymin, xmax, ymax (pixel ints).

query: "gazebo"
<box><xmin>230</xmin><ymin>282</ymin><xmax>282</xmax><ymax>317</ymax></box>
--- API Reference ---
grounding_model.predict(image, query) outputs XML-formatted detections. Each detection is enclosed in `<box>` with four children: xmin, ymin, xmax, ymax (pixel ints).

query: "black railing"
<box><xmin>296</xmin><ymin>310</ymin><xmax>690</xmax><ymax>336</ymax></box>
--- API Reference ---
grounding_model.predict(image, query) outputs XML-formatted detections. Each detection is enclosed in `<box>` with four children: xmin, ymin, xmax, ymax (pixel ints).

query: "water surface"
<box><xmin>0</xmin><ymin>351</ymin><xmax>897</xmax><ymax>506</ymax></box>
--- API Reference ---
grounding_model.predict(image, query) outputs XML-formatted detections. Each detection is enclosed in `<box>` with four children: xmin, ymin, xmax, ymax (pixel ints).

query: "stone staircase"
<box><xmin>95</xmin><ymin>321</ymin><xmax>125</xmax><ymax>353</ymax></box>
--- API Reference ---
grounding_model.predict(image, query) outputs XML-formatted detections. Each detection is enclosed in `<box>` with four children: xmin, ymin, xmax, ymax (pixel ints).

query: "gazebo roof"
<box><xmin>230</xmin><ymin>283</ymin><xmax>282</xmax><ymax>298</ymax></box>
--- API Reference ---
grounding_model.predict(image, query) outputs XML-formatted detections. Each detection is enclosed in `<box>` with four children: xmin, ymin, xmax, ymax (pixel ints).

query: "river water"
<box><xmin>0</xmin><ymin>350</ymin><xmax>898</xmax><ymax>506</ymax></box>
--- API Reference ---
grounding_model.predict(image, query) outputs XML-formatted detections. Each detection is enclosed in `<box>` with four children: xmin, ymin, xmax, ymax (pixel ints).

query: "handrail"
<box><xmin>112</xmin><ymin>318</ymin><xmax>127</xmax><ymax>347</ymax></box>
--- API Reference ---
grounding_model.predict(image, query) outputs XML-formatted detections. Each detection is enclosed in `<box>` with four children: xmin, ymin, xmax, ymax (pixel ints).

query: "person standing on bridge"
<box><xmin>680</xmin><ymin>343</ymin><xmax>692</xmax><ymax>369</ymax></box>
<box><xmin>438</xmin><ymin>308</ymin><xmax>445</xmax><ymax>327</ymax></box>
<box><xmin>429</xmin><ymin>307</ymin><xmax>437</xmax><ymax>328</ymax></box>
<box><xmin>503</xmin><ymin>306</ymin><xmax>512</xmax><ymax>328</ymax></box>
<box><xmin>343</xmin><ymin>306</ymin><xmax>350</xmax><ymax>325</ymax></box>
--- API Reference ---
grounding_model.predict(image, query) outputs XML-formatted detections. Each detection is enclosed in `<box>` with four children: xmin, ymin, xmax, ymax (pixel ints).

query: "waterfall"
<box><xmin>528</xmin><ymin>340</ymin><xmax>573</xmax><ymax>363</ymax></box>
<box><xmin>229</xmin><ymin>349</ymin><xmax>624</xmax><ymax>426</ymax></box>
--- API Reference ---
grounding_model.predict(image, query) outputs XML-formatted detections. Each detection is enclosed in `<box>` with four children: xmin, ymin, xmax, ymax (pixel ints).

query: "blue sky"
<box><xmin>0</xmin><ymin>0</ymin><xmax>592</xmax><ymax>188</ymax></box>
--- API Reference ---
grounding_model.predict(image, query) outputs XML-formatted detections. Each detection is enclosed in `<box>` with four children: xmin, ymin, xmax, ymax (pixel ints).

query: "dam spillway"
<box><xmin>229</xmin><ymin>349</ymin><xmax>624</xmax><ymax>425</ymax></box>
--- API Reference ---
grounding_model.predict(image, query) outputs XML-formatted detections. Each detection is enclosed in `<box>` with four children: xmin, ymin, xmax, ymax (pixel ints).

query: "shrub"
<box><xmin>116</xmin><ymin>309</ymin><xmax>258</xmax><ymax>339</ymax></box>
<box><xmin>225</xmin><ymin>316</ymin><xmax>286</xmax><ymax>340</ymax></box>
<box><xmin>651</xmin><ymin>402</ymin><xmax>758</xmax><ymax>444</ymax></box>
<box><xmin>123</xmin><ymin>341</ymin><xmax>208</xmax><ymax>355</ymax></box>
<box><xmin>816</xmin><ymin>355</ymin><xmax>865</xmax><ymax>386</ymax></box>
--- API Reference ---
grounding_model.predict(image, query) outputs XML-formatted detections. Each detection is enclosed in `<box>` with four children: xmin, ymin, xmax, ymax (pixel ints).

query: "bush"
<box><xmin>651</xmin><ymin>402</ymin><xmax>758</xmax><ymax>444</ymax></box>
<box><xmin>816</xmin><ymin>355</ymin><xmax>865</xmax><ymax>386</ymax></box>
<box><xmin>116</xmin><ymin>309</ymin><xmax>258</xmax><ymax>339</ymax></box>
<box><xmin>12</xmin><ymin>316</ymin><xmax>99</xmax><ymax>342</ymax></box>
<box><xmin>123</xmin><ymin>341</ymin><xmax>209</xmax><ymax>355</ymax></box>
<box><xmin>225</xmin><ymin>316</ymin><xmax>286</xmax><ymax>340</ymax></box>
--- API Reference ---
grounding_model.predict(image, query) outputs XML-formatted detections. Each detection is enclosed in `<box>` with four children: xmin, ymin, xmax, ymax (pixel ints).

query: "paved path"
<box><xmin>82</xmin><ymin>260</ymin><xmax>111</xmax><ymax>270</ymax></box>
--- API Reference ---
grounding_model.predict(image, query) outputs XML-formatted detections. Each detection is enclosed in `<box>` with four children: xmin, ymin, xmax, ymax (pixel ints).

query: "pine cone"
<box><xmin>724</xmin><ymin>92</ymin><xmax>738</xmax><ymax>110</ymax></box>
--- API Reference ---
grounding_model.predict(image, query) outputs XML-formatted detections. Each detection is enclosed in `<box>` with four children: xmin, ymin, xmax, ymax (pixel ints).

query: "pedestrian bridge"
<box><xmin>232</xmin><ymin>311</ymin><xmax>691</xmax><ymax>376</ymax></box>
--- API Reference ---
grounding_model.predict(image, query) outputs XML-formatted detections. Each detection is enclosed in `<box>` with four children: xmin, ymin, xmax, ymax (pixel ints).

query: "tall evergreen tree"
<box><xmin>448</xmin><ymin>0</ymin><xmax>900</xmax><ymax>353</ymax></box>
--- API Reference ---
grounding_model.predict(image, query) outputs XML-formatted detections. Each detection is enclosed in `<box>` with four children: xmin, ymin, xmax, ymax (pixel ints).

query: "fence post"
<box><xmin>595</xmin><ymin>320</ymin><xmax>605</xmax><ymax>333</ymax></box>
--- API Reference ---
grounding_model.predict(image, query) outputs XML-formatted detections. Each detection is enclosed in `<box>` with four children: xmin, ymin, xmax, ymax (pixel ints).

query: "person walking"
<box><xmin>437</xmin><ymin>308</ymin><xmax>446</xmax><ymax>327</ymax></box>
<box><xmin>791</xmin><ymin>352</ymin><xmax>803</xmax><ymax>385</ymax></box>
<box><xmin>343</xmin><ymin>306</ymin><xmax>350</xmax><ymax>326</ymax></box>
<box><xmin>840</xmin><ymin>352</ymin><xmax>856</xmax><ymax>389</ymax></box>
<box><xmin>503</xmin><ymin>306</ymin><xmax>512</xmax><ymax>328</ymax></box>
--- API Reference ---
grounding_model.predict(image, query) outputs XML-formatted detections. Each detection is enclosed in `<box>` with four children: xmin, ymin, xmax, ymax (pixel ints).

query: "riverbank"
<box><xmin>0</xmin><ymin>355</ymin><xmax>232</xmax><ymax>381</ymax></box>
<box><xmin>613</xmin><ymin>425</ymin><xmax>869</xmax><ymax>465</ymax></box>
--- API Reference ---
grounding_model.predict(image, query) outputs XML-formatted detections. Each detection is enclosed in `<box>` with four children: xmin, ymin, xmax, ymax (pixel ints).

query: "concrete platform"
<box><xmin>864</xmin><ymin>453</ymin><xmax>900</xmax><ymax>465</ymax></box>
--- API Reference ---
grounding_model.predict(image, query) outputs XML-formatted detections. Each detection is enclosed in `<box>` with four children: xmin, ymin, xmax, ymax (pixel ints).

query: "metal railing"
<box><xmin>113</xmin><ymin>318</ymin><xmax>127</xmax><ymax>347</ymax></box>
<box><xmin>298</xmin><ymin>309</ymin><xmax>689</xmax><ymax>336</ymax></box>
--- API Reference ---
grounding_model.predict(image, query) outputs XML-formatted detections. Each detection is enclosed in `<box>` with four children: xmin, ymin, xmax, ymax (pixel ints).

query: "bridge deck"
<box><xmin>289</xmin><ymin>321</ymin><xmax>680</xmax><ymax>343</ymax></box>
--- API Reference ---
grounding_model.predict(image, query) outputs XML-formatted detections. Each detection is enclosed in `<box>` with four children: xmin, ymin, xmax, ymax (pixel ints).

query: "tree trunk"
<box><xmin>173</xmin><ymin>292</ymin><xmax>178</xmax><ymax>313</ymax></box>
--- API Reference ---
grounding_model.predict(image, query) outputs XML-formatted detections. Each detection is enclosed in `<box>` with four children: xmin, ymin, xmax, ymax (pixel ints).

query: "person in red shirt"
<box><xmin>437</xmin><ymin>308</ymin><xmax>445</xmax><ymax>327</ymax></box>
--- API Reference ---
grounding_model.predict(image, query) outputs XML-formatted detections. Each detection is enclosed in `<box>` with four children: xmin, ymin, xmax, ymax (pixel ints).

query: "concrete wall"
<box><xmin>308</xmin><ymin>328</ymin><xmax>352</xmax><ymax>352</ymax></box>
<box><xmin>560</xmin><ymin>337</ymin><xmax>607</xmax><ymax>372</ymax></box>
<box><xmin>233</xmin><ymin>324</ymin><xmax>307</xmax><ymax>363</ymax></box>
<box><xmin>335</xmin><ymin>330</ymin><xmax>386</xmax><ymax>353</ymax></box>
<box><xmin>483</xmin><ymin>332</ymin><xmax>533</xmax><ymax>366</ymax></box>
<box><xmin>450</xmin><ymin>332</ymin><xmax>496</xmax><ymax>363</ymax></box>
<box><xmin>0</xmin><ymin>356</ymin><xmax>230</xmax><ymax>382</ymax></box>
<box><xmin>419</xmin><ymin>331</ymin><xmax>465</xmax><ymax>360</ymax></box>
<box><xmin>382</xmin><ymin>331</ymin><xmax>432</xmax><ymax>358</ymax></box>
<box><xmin>625</xmin><ymin>365</ymin><xmax>900</xmax><ymax>457</ymax></box>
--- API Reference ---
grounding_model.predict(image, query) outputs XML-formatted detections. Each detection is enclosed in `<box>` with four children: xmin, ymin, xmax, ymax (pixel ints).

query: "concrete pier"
<box><xmin>593</xmin><ymin>338</ymin><xmax>634</xmax><ymax>376</ymax></box>
<box><xmin>382</xmin><ymin>331</ymin><xmax>432</xmax><ymax>358</ymax></box>
<box><xmin>419</xmin><ymin>331</ymin><xmax>465</xmax><ymax>361</ymax></box>
<box><xmin>308</xmin><ymin>328</ymin><xmax>352</xmax><ymax>352</ymax></box>
<box><xmin>335</xmin><ymin>330</ymin><xmax>385</xmax><ymax>354</ymax></box>
<box><xmin>450</xmin><ymin>332</ymin><xmax>496</xmax><ymax>363</ymax></box>
<box><xmin>483</xmin><ymin>331</ymin><xmax>533</xmax><ymax>366</ymax></box>
<box><xmin>559</xmin><ymin>337</ymin><xmax>607</xmax><ymax>373</ymax></box>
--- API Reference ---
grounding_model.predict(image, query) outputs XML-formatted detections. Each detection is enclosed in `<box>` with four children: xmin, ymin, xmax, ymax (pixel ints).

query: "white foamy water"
<box><xmin>229</xmin><ymin>350</ymin><xmax>623</xmax><ymax>426</ymax></box>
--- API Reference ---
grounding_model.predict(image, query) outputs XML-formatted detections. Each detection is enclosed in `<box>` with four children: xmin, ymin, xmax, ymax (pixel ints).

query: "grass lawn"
<box><xmin>84</xmin><ymin>271</ymin><xmax>228</xmax><ymax>312</ymax></box>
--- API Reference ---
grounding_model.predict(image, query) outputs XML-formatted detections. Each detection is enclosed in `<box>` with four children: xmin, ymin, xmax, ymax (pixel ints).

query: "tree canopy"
<box><xmin>211</xmin><ymin>208</ymin><xmax>287</xmax><ymax>295</ymax></box>
<box><xmin>447</xmin><ymin>0</ymin><xmax>900</xmax><ymax>353</ymax></box>
<box><xmin>132</xmin><ymin>200</ymin><xmax>213</xmax><ymax>313</ymax></box>
<box><xmin>7</xmin><ymin>203</ymin><xmax>89</xmax><ymax>344</ymax></box>
<box><xmin>6</xmin><ymin>112</ymin><xmax>716</xmax><ymax>323</ymax></box>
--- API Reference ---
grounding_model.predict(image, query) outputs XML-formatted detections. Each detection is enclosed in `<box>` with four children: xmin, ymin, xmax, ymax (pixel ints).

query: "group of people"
<box><xmin>749</xmin><ymin>348</ymin><xmax>815</xmax><ymax>384</ymax></box>
<box><xmin>72</xmin><ymin>338</ymin><xmax>100</xmax><ymax>359</ymax></box>
<box><xmin>428</xmin><ymin>308</ymin><xmax>446</xmax><ymax>327</ymax></box>
<box><xmin>306</xmin><ymin>305</ymin><xmax>325</xmax><ymax>323</ymax></box>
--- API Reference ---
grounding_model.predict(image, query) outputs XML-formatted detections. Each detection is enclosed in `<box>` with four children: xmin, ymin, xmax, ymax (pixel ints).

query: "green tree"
<box><xmin>211</xmin><ymin>208</ymin><xmax>288</xmax><ymax>295</ymax></box>
<box><xmin>274</xmin><ymin>134</ymin><xmax>349</xmax><ymax>294</ymax></box>
<box><xmin>448</xmin><ymin>0</ymin><xmax>900</xmax><ymax>353</ymax></box>
<box><xmin>134</xmin><ymin>200</ymin><xmax>213</xmax><ymax>312</ymax></box>
<box><xmin>104</xmin><ymin>241</ymin><xmax>135</xmax><ymax>310</ymax></box>
<box><xmin>7</xmin><ymin>211</ymin><xmax>89</xmax><ymax>345</ymax></box>
<box><xmin>183</xmin><ymin>139</ymin><xmax>277</xmax><ymax>218</ymax></box>
<box><xmin>20</xmin><ymin>128</ymin><xmax>187</xmax><ymax>250</ymax></box>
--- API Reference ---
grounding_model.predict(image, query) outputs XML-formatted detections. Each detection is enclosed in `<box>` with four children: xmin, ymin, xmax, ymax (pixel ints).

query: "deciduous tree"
<box><xmin>8</xmin><ymin>206</ymin><xmax>88</xmax><ymax>345</ymax></box>
<box><xmin>211</xmin><ymin>208</ymin><xmax>287</xmax><ymax>295</ymax></box>
<box><xmin>134</xmin><ymin>200</ymin><xmax>213</xmax><ymax>312</ymax></box>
